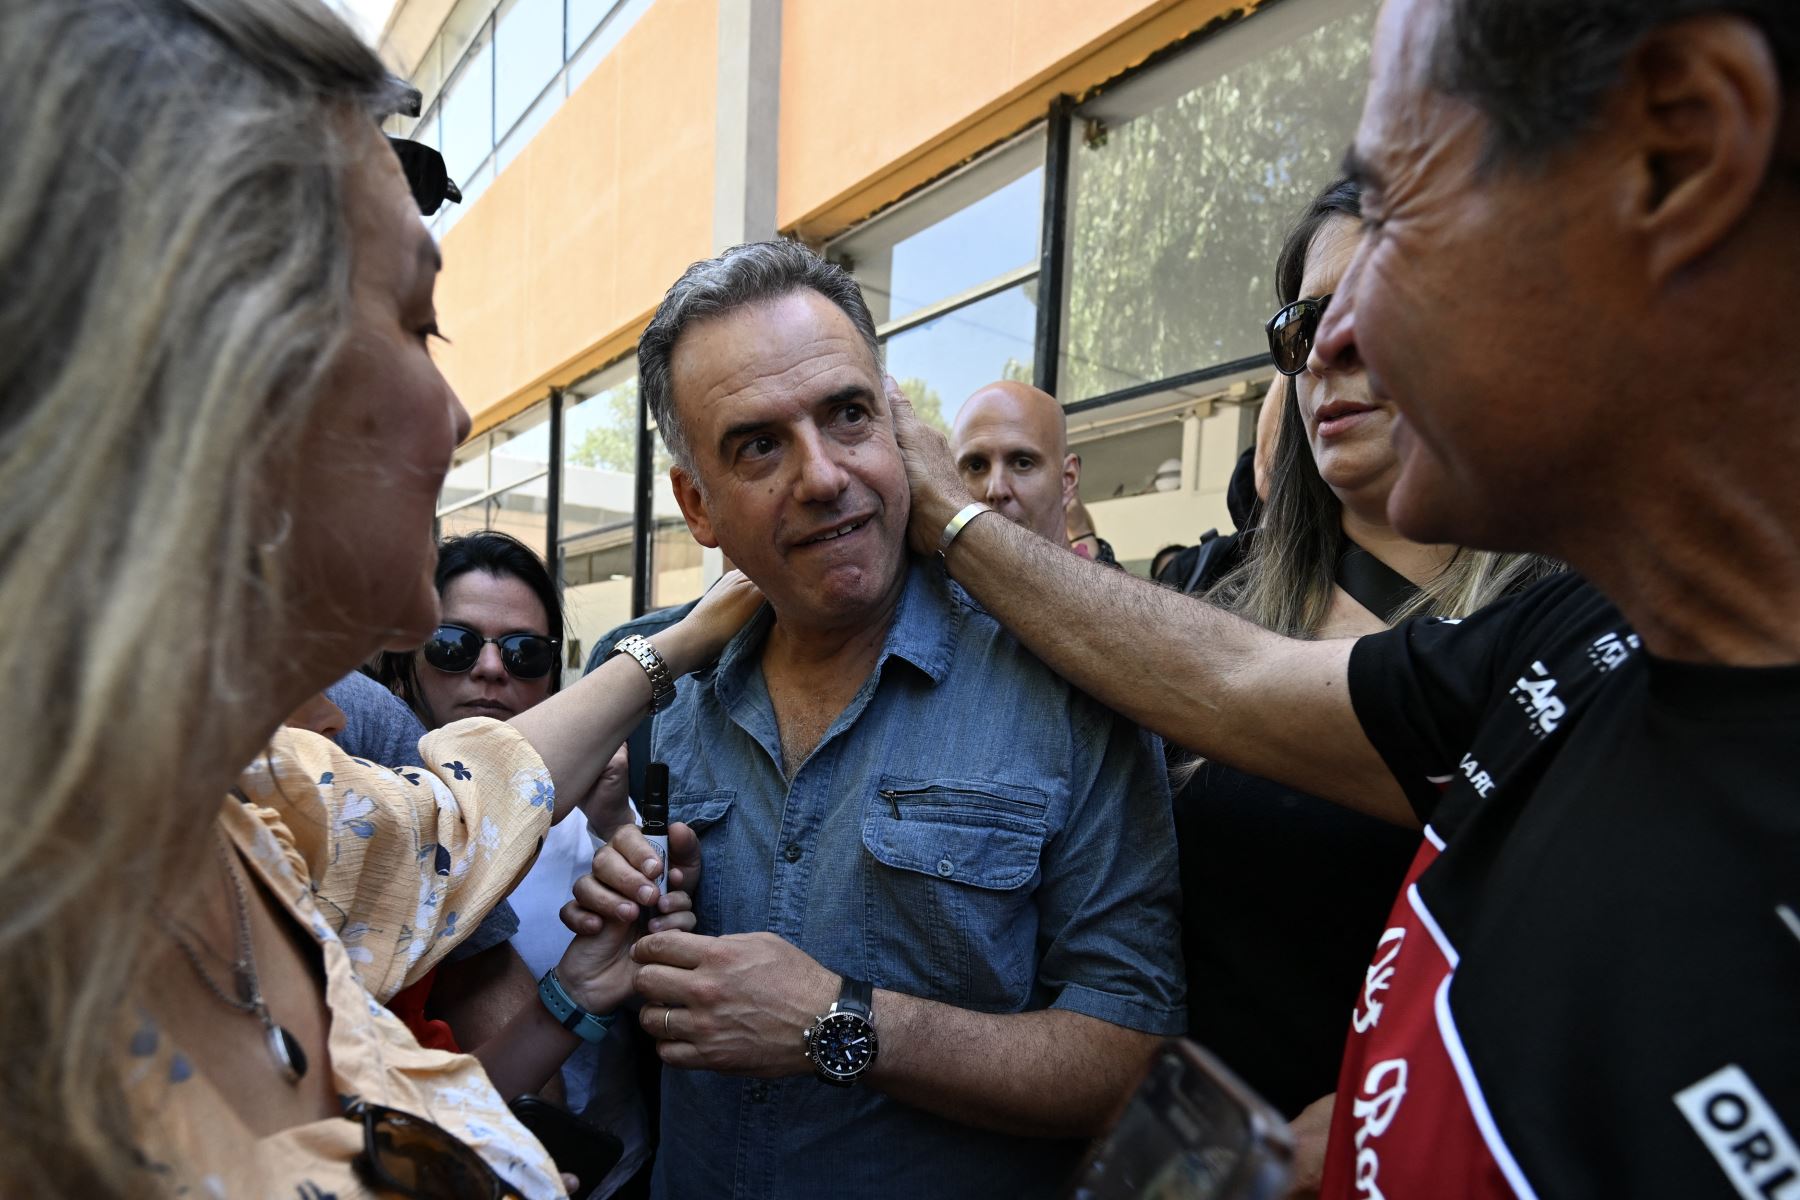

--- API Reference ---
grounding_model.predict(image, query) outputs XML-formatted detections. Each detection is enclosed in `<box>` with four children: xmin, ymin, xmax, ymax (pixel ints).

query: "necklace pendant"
<box><xmin>266</xmin><ymin>1022</ymin><xmax>309</xmax><ymax>1086</ymax></box>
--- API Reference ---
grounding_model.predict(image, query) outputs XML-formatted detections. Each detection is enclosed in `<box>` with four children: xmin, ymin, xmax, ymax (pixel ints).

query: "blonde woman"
<box><xmin>0</xmin><ymin>2</ymin><xmax>758</xmax><ymax>1196</ymax></box>
<box><xmin>1169</xmin><ymin>177</ymin><xmax>1555</xmax><ymax>1191</ymax></box>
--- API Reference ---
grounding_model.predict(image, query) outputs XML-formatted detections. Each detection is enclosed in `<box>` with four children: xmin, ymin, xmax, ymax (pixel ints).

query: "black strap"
<box><xmin>839</xmin><ymin>976</ymin><xmax>873</xmax><ymax>1018</ymax></box>
<box><xmin>1335</xmin><ymin>542</ymin><xmax>1424</xmax><ymax>625</ymax></box>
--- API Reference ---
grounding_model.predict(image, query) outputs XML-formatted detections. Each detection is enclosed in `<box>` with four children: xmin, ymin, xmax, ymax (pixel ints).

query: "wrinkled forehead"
<box><xmin>1355</xmin><ymin>0</ymin><xmax>1453</xmax><ymax>173</ymax></box>
<box><xmin>670</xmin><ymin>292</ymin><xmax>882</xmax><ymax>438</ymax></box>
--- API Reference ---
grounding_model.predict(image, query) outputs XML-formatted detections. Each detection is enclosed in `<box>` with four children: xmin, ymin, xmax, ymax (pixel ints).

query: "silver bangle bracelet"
<box><xmin>937</xmin><ymin>502</ymin><xmax>996</xmax><ymax>561</ymax></box>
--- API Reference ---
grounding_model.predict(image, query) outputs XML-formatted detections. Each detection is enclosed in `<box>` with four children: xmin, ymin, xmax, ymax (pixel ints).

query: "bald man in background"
<box><xmin>952</xmin><ymin>381</ymin><xmax>1116</xmax><ymax>562</ymax></box>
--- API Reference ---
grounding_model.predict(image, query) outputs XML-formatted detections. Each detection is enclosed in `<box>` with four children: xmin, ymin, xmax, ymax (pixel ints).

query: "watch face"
<box><xmin>811</xmin><ymin>1011</ymin><xmax>877</xmax><ymax>1080</ymax></box>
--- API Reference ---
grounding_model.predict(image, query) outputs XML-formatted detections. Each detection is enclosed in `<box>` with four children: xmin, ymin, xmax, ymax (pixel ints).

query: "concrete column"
<box><xmin>1198</xmin><ymin>402</ymin><xmax>1253</xmax><ymax>496</ymax></box>
<box><xmin>713</xmin><ymin>0</ymin><xmax>782</xmax><ymax>251</ymax></box>
<box><xmin>703</xmin><ymin>0</ymin><xmax>780</xmax><ymax>589</ymax></box>
<box><xmin>1179</xmin><ymin>410</ymin><xmax>1204</xmax><ymax>493</ymax></box>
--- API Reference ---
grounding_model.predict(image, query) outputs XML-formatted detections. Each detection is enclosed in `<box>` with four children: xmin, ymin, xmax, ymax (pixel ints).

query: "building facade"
<box><xmin>375</xmin><ymin>0</ymin><xmax>1379</xmax><ymax>676</ymax></box>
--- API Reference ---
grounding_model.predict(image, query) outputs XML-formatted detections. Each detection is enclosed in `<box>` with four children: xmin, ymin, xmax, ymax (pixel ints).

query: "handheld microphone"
<box><xmin>642</xmin><ymin>762</ymin><xmax>670</xmax><ymax>898</ymax></box>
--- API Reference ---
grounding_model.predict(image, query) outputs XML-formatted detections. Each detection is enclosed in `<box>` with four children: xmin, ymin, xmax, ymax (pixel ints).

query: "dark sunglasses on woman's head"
<box><xmin>1265</xmin><ymin>293</ymin><xmax>1333</xmax><ymax>376</ymax></box>
<box><xmin>422</xmin><ymin>624</ymin><xmax>559</xmax><ymax>680</ymax></box>
<box><xmin>345</xmin><ymin>1098</ymin><xmax>525</xmax><ymax>1200</ymax></box>
<box><xmin>386</xmin><ymin>137</ymin><xmax>463</xmax><ymax>216</ymax></box>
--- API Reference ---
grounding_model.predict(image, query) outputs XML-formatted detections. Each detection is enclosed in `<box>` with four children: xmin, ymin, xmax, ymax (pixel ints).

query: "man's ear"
<box><xmin>1622</xmin><ymin>13</ymin><xmax>1782</xmax><ymax>283</ymax></box>
<box><xmin>670</xmin><ymin>465</ymin><xmax>719</xmax><ymax>549</ymax></box>
<box><xmin>1062</xmin><ymin>453</ymin><xmax>1082</xmax><ymax>507</ymax></box>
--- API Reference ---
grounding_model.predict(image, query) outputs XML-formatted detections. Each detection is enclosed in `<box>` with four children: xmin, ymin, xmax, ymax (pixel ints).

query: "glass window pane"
<box><xmin>494</xmin><ymin>0</ymin><xmax>563</xmax><ymax>137</ymax></box>
<box><xmin>560</xmin><ymin>528</ymin><xmax>636</xmax><ymax>681</ymax></box>
<box><xmin>881</xmin><ymin>279</ymin><xmax>1038</xmax><ymax>432</ymax></box>
<box><xmin>487</xmin><ymin>481</ymin><xmax>550</xmax><ymax>555</ymax></box>
<box><xmin>411</xmin><ymin>38</ymin><xmax>445</xmax><ymax>113</ymax></box>
<box><xmin>568</xmin><ymin>0</ymin><xmax>613</xmax><ymax>51</ymax></box>
<box><xmin>440</xmin><ymin>435</ymin><xmax>490</xmax><ymax>512</ymax></box>
<box><xmin>569</xmin><ymin>0</ymin><xmax>655</xmax><ymax>87</ymax></box>
<box><xmin>439</xmin><ymin>33</ymin><xmax>494</xmax><ymax>191</ymax></box>
<box><xmin>832</xmin><ymin>139</ymin><xmax>1042</xmax><ymax>327</ymax></box>
<box><xmin>561</xmin><ymin>370</ymin><xmax>641</xmax><ymax>681</ymax></box>
<box><xmin>885</xmin><ymin>169</ymin><xmax>1041</xmax><ymax>322</ymax></box>
<box><xmin>492</xmin><ymin>404</ymin><xmax>552</xmax><ymax>490</ymax></box>
<box><xmin>647</xmin><ymin>412</ymin><xmax>700</xmax><ymax>610</ymax></box>
<box><xmin>649</xmin><ymin>513</ymin><xmax>703</xmax><ymax>610</ymax></box>
<box><xmin>497</xmin><ymin>82</ymin><xmax>559</xmax><ymax>172</ymax></box>
<box><xmin>561</xmin><ymin>376</ymin><xmax>641</xmax><ymax>541</ymax></box>
<box><xmin>438</xmin><ymin>500</ymin><xmax>491</xmax><ymax>540</ymax></box>
<box><xmin>569</xmin><ymin>0</ymin><xmax>629</xmax><ymax>56</ymax></box>
<box><xmin>1059</xmin><ymin>0</ymin><xmax>1378</xmax><ymax>402</ymax></box>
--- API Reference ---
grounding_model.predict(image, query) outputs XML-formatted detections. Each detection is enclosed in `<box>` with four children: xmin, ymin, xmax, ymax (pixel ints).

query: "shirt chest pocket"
<box><xmin>669</xmin><ymin>791</ymin><xmax>736</xmax><ymax>936</ymax></box>
<box><xmin>860</xmin><ymin>776</ymin><xmax>1049</xmax><ymax>1012</ymax></box>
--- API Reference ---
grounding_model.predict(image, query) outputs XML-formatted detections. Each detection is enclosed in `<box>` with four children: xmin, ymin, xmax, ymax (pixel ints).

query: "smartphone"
<box><xmin>1066</xmin><ymin>1039</ymin><xmax>1294</xmax><ymax>1200</ymax></box>
<box><xmin>508</xmin><ymin>1093</ymin><xmax>624</xmax><ymax>1199</ymax></box>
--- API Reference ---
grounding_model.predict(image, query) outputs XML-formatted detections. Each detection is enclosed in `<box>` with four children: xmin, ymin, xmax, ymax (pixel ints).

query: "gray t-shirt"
<box><xmin>325</xmin><ymin>671</ymin><xmax>519</xmax><ymax>958</ymax></box>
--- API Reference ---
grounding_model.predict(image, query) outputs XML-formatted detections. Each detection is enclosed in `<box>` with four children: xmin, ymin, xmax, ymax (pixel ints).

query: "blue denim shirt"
<box><xmin>650</xmin><ymin>558</ymin><xmax>1186</xmax><ymax>1200</ymax></box>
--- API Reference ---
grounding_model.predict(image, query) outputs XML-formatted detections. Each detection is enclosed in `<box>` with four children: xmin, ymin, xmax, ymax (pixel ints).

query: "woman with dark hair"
<box><xmin>1171</xmin><ymin>177</ymin><xmax>1555</xmax><ymax>1188</ymax></box>
<box><xmin>381</xmin><ymin>531</ymin><xmax>567</xmax><ymax>728</ymax></box>
<box><xmin>379</xmin><ymin>530</ymin><xmax>653</xmax><ymax>1195</ymax></box>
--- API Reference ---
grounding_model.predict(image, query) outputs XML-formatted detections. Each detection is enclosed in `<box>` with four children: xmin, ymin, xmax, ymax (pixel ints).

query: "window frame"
<box><xmin>428</xmin><ymin>0</ymin><xmax>1371</xmax><ymax>604</ymax></box>
<box><xmin>387</xmin><ymin>0</ymin><xmax>658</xmax><ymax>236</ymax></box>
<box><xmin>1051</xmin><ymin>0</ymin><xmax>1373</xmax><ymax>412</ymax></box>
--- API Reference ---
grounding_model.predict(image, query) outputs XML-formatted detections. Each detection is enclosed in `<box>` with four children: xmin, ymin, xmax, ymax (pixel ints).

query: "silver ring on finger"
<box><xmin>663</xmin><ymin>1008</ymin><xmax>673</xmax><ymax>1038</ymax></box>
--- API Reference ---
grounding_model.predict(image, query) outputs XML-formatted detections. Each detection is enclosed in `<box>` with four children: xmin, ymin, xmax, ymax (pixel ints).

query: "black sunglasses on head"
<box><xmin>423</xmin><ymin>624</ymin><xmax>559</xmax><ymax>680</ymax></box>
<box><xmin>1265</xmin><ymin>293</ymin><xmax>1333</xmax><ymax>376</ymax></box>
<box><xmin>346</xmin><ymin>1097</ymin><xmax>525</xmax><ymax>1200</ymax></box>
<box><xmin>386</xmin><ymin>137</ymin><xmax>463</xmax><ymax>216</ymax></box>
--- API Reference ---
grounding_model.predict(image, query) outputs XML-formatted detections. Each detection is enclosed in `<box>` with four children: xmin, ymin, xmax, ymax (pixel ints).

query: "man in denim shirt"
<box><xmin>598</xmin><ymin>242</ymin><xmax>1184</xmax><ymax>1199</ymax></box>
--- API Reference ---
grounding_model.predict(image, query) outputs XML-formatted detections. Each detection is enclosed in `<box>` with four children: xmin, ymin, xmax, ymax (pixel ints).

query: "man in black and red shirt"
<box><xmin>884</xmin><ymin>0</ymin><xmax>1800</xmax><ymax>1194</ymax></box>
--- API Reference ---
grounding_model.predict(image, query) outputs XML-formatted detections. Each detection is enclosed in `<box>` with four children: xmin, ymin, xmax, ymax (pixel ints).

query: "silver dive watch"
<box><xmin>803</xmin><ymin>976</ymin><xmax>878</xmax><ymax>1087</ymax></box>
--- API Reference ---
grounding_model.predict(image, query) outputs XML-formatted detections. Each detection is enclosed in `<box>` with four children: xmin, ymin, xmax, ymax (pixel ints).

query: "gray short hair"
<box><xmin>1433</xmin><ymin>0</ymin><xmax>1796</xmax><ymax>166</ymax></box>
<box><xmin>638</xmin><ymin>240</ymin><xmax>881</xmax><ymax>470</ymax></box>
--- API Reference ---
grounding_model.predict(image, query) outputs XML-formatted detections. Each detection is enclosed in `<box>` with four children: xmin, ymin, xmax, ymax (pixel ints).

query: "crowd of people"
<box><xmin>1</xmin><ymin>0</ymin><xmax>1795</xmax><ymax>1197</ymax></box>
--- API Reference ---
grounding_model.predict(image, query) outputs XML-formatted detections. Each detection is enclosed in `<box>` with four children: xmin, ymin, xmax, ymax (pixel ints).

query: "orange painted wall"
<box><xmin>779</xmin><ymin>0</ymin><xmax>1253</xmax><ymax>241</ymax></box>
<box><xmin>433</xmin><ymin>0</ymin><xmax>717</xmax><ymax>433</ymax></box>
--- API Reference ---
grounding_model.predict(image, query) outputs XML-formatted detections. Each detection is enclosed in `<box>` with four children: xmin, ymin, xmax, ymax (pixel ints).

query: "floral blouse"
<box><xmin>127</xmin><ymin>719</ymin><xmax>564</xmax><ymax>1199</ymax></box>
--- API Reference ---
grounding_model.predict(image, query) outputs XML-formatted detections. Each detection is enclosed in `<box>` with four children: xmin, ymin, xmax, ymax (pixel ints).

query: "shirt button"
<box><xmin>748</xmin><ymin>1083</ymin><xmax>769</xmax><ymax>1103</ymax></box>
<box><xmin>783</xmin><ymin>843</ymin><xmax>803</xmax><ymax>863</ymax></box>
<box><xmin>936</xmin><ymin>858</ymin><xmax>954</xmax><ymax>877</ymax></box>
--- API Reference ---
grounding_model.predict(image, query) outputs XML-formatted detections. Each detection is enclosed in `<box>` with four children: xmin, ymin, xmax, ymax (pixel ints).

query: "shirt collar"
<box><xmin>880</xmin><ymin>556</ymin><xmax>962</xmax><ymax>684</ymax></box>
<box><xmin>709</xmin><ymin>555</ymin><xmax>963</xmax><ymax>707</ymax></box>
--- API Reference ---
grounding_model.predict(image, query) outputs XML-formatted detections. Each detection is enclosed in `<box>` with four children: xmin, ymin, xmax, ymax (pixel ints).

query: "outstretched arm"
<box><xmin>887</xmin><ymin>380</ymin><xmax>1410</xmax><ymax>826</ymax></box>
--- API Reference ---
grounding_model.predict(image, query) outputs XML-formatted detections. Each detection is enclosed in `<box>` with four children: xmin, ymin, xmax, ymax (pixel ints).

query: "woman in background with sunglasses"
<box><xmin>1169</xmin><ymin>177</ymin><xmax>1556</xmax><ymax>1195</ymax></box>
<box><xmin>0</xmin><ymin>1</ymin><xmax>761</xmax><ymax>1196</ymax></box>
<box><xmin>380</xmin><ymin>532</ymin><xmax>657</xmax><ymax>1197</ymax></box>
<box><xmin>384</xmin><ymin>532</ymin><xmax>569</xmax><ymax>728</ymax></box>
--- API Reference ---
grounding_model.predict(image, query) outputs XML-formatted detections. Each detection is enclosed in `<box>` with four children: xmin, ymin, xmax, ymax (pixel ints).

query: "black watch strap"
<box><xmin>838</xmin><ymin>976</ymin><xmax>873</xmax><ymax>1019</ymax></box>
